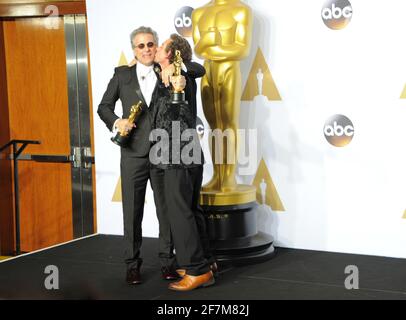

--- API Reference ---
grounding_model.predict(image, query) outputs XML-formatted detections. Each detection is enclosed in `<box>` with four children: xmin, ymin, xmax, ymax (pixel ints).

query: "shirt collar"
<box><xmin>137</xmin><ymin>62</ymin><xmax>154</xmax><ymax>77</ymax></box>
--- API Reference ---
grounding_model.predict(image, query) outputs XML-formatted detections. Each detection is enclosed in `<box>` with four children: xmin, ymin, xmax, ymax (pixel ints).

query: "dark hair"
<box><xmin>166</xmin><ymin>34</ymin><xmax>192</xmax><ymax>63</ymax></box>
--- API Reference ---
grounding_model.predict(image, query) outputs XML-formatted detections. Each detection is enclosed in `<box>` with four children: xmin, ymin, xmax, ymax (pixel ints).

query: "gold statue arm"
<box><xmin>203</xmin><ymin>24</ymin><xmax>251</xmax><ymax>60</ymax></box>
<box><xmin>192</xmin><ymin>8</ymin><xmax>252</xmax><ymax>60</ymax></box>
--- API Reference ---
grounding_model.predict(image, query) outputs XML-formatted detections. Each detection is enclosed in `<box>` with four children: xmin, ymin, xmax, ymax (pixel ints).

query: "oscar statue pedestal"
<box><xmin>170</xmin><ymin>91</ymin><xmax>185</xmax><ymax>105</ymax></box>
<box><xmin>200</xmin><ymin>185</ymin><xmax>275</xmax><ymax>266</ymax></box>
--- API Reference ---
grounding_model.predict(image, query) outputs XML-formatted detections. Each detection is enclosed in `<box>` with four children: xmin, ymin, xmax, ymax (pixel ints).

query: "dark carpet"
<box><xmin>0</xmin><ymin>235</ymin><xmax>405</xmax><ymax>300</ymax></box>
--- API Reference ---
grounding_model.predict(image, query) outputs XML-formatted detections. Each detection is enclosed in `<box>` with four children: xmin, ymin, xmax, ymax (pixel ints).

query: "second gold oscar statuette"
<box><xmin>111</xmin><ymin>101</ymin><xmax>144</xmax><ymax>147</ymax></box>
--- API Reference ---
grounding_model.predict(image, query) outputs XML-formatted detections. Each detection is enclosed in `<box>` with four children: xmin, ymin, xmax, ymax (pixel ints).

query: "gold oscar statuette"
<box><xmin>170</xmin><ymin>50</ymin><xmax>187</xmax><ymax>104</ymax></box>
<box><xmin>173</xmin><ymin>50</ymin><xmax>182</xmax><ymax>79</ymax></box>
<box><xmin>111</xmin><ymin>101</ymin><xmax>144</xmax><ymax>147</ymax></box>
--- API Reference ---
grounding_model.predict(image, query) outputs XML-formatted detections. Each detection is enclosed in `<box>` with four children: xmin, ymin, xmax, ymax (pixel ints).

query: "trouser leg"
<box><xmin>191</xmin><ymin>166</ymin><xmax>216</xmax><ymax>264</ymax></box>
<box><xmin>164</xmin><ymin>167</ymin><xmax>210</xmax><ymax>276</ymax></box>
<box><xmin>150</xmin><ymin>166</ymin><xmax>176</xmax><ymax>268</ymax></box>
<box><xmin>121</xmin><ymin>156</ymin><xmax>149</xmax><ymax>270</ymax></box>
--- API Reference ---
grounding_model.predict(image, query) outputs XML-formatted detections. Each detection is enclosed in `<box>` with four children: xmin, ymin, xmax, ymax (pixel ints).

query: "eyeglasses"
<box><xmin>135</xmin><ymin>42</ymin><xmax>155</xmax><ymax>50</ymax></box>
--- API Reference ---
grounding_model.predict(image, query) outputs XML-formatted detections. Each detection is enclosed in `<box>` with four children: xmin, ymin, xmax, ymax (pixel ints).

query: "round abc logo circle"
<box><xmin>324</xmin><ymin>115</ymin><xmax>354</xmax><ymax>147</ymax></box>
<box><xmin>321</xmin><ymin>0</ymin><xmax>353</xmax><ymax>30</ymax></box>
<box><xmin>174</xmin><ymin>6</ymin><xmax>194</xmax><ymax>37</ymax></box>
<box><xmin>196</xmin><ymin>117</ymin><xmax>205</xmax><ymax>139</ymax></box>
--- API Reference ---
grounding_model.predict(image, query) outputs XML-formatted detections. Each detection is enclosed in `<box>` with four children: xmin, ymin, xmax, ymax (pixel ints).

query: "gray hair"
<box><xmin>129</xmin><ymin>26</ymin><xmax>159</xmax><ymax>49</ymax></box>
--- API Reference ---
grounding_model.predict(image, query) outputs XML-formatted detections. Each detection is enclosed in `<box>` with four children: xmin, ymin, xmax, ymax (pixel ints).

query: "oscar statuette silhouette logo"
<box><xmin>256</xmin><ymin>68</ymin><xmax>264</xmax><ymax>97</ymax></box>
<box><xmin>111</xmin><ymin>101</ymin><xmax>144</xmax><ymax>147</ymax></box>
<box><xmin>252</xmin><ymin>158</ymin><xmax>285</xmax><ymax>211</ymax></box>
<box><xmin>241</xmin><ymin>47</ymin><xmax>281</xmax><ymax>101</ymax></box>
<box><xmin>260</xmin><ymin>179</ymin><xmax>266</xmax><ymax>205</ymax></box>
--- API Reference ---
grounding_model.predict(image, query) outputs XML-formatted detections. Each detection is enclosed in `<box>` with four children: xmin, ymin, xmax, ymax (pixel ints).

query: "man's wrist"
<box><xmin>112</xmin><ymin>118</ymin><xmax>121</xmax><ymax>133</ymax></box>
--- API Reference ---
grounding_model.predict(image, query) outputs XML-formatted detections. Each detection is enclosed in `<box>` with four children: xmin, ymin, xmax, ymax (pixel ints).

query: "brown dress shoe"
<box><xmin>161</xmin><ymin>266</ymin><xmax>179</xmax><ymax>280</ymax></box>
<box><xmin>176</xmin><ymin>268</ymin><xmax>186</xmax><ymax>277</ymax></box>
<box><xmin>126</xmin><ymin>268</ymin><xmax>142</xmax><ymax>285</ymax></box>
<box><xmin>168</xmin><ymin>271</ymin><xmax>215</xmax><ymax>291</ymax></box>
<box><xmin>177</xmin><ymin>263</ymin><xmax>218</xmax><ymax>278</ymax></box>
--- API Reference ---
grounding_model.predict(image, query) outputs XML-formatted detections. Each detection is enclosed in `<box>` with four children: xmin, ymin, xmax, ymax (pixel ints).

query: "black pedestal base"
<box><xmin>202</xmin><ymin>202</ymin><xmax>275</xmax><ymax>266</ymax></box>
<box><xmin>111</xmin><ymin>133</ymin><xmax>130</xmax><ymax>147</ymax></box>
<box><xmin>170</xmin><ymin>92</ymin><xmax>186</xmax><ymax>104</ymax></box>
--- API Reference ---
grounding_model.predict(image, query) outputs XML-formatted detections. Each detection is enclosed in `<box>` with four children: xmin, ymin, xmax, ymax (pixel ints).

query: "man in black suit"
<box><xmin>97</xmin><ymin>26</ymin><xmax>204</xmax><ymax>285</ymax></box>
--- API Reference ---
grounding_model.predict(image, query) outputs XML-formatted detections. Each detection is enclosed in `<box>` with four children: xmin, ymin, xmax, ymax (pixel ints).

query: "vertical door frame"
<box><xmin>65</xmin><ymin>14</ymin><xmax>95</xmax><ymax>238</ymax></box>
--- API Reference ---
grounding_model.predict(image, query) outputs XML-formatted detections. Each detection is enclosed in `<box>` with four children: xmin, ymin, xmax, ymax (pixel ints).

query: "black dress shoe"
<box><xmin>161</xmin><ymin>266</ymin><xmax>179</xmax><ymax>280</ymax></box>
<box><xmin>126</xmin><ymin>267</ymin><xmax>142</xmax><ymax>285</ymax></box>
<box><xmin>211</xmin><ymin>262</ymin><xmax>218</xmax><ymax>275</ymax></box>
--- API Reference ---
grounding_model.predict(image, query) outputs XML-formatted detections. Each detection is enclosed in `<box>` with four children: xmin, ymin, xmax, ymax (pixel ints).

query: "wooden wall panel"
<box><xmin>0</xmin><ymin>20</ymin><xmax>15</xmax><ymax>255</ymax></box>
<box><xmin>0</xmin><ymin>1</ymin><xmax>86</xmax><ymax>17</ymax></box>
<box><xmin>3</xmin><ymin>17</ymin><xmax>73</xmax><ymax>252</ymax></box>
<box><xmin>4</xmin><ymin>18</ymin><xmax>70</xmax><ymax>155</ymax></box>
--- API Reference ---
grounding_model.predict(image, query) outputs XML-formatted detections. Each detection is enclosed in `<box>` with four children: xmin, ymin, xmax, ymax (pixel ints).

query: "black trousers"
<box><xmin>189</xmin><ymin>170</ymin><xmax>215</xmax><ymax>265</ymax></box>
<box><xmin>163</xmin><ymin>166</ymin><xmax>210</xmax><ymax>276</ymax></box>
<box><xmin>120</xmin><ymin>156</ymin><xmax>175</xmax><ymax>271</ymax></box>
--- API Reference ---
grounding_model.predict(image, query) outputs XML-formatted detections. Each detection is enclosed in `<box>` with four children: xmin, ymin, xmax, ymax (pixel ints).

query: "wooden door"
<box><xmin>0</xmin><ymin>11</ymin><xmax>96</xmax><ymax>254</ymax></box>
<box><xmin>3</xmin><ymin>17</ymin><xmax>73</xmax><ymax>252</ymax></box>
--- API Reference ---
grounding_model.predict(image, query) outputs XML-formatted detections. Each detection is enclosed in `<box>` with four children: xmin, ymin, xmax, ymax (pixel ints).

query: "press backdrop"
<box><xmin>87</xmin><ymin>0</ymin><xmax>406</xmax><ymax>259</ymax></box>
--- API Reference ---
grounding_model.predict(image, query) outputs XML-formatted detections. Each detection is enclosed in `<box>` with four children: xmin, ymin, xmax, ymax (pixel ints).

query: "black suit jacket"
<box><xmin>97</xmin><ymin>64</ymin><xmax>164</xmax><ymax>157</ymax></box>
<box><xmin>97</xmin><ymin>62</ymin><xmax>205</xmax><ymax>158</ymax></box>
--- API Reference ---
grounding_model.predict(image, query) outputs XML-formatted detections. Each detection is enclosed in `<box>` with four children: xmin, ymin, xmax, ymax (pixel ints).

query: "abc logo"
<box><xmin>196</xmin><ymin>117</ymin><xmax>205</xmax><ymax>139</ymax></box>
<box><xmin>322</xmin><ymin>0</ymin><xmax>353</xmax><ymax>30</ymax></box>
<box><xmin>324</xmin><ymin>115</ymin><xmax>354</xmax><ymax>147</ymax></box>
<box><xmin>174</xmin><ymin>7</ymin><xmax>194</xmax><ymax>37</ymax></box>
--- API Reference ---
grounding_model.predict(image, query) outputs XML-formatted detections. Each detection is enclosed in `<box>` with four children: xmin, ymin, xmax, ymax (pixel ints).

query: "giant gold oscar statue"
<box><xmin>192</xmin><ymin>0</ymin><xmax>274</xmax><ymax>264</ymax></box>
